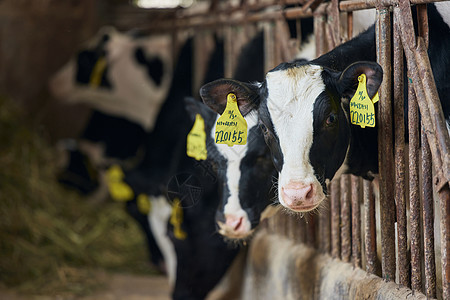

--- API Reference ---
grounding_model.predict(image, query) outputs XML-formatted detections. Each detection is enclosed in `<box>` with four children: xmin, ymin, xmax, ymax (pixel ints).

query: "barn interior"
<box><xmin>0</xmin><ymin>0</ymin><xmax>449</xmax><ymax>299</ymax></box>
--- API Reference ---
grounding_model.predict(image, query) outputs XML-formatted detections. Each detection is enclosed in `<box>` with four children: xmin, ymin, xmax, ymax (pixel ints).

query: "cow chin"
<box><xmin>278</xmin><ymin>179</ymin><xmax>326</xmax><ymax>213</ymax></box>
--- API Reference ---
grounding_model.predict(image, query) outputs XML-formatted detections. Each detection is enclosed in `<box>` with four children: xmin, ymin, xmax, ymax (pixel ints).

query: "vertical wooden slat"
<box><xmin>322</xmin><ymin>195</ymin><xmax>331</xmax><ymax>254</ymax></box>
<box><xmin>340</xmin><ymin>175</ymin><xmax>351</xmax><ymax>263</ymax></box>
<box><xmin>439</xmin><ymin>185</ymin><xmax>450</xmax><ymax>300</ymax></box>
<box><xmin>306</xmin><ymin>215</ymin><xmax>316</xmax><ymax>248</ymax></box>
<box><xmin>297</xmin><ymin>216</ymin><xmax>307</xmax><ymax>244</ymax></box>
<box><xmin>224</xmin><ymin>26</ymin><xmax>233</xmax><ymax>78</ymax></box>
<box><xmin>347</xmin><ymin>11</ymin><xmax>353</xmax><ymax>40</ymax></box>
<box><xmin>314</xmin><ymin>13</ymin><xmax>326</xmax><ymax>57</ymax></box>
<box><xmin>408</xmin><ymin>78</ymin><xmax>422</xmax><ymax>292</ymax></box>
<box><xmin>417</xmin><ymin>6</ymin><xmax>436</xmax><ymax>296</ymax></box>
<box><xmin>393</xmin><ymin>6</ymin><xmax>409</xmax><ymax>287</ymax></box>
<box><xmin>329</xmin><ymin>0</ymin><xmax>340</xmax><ymax>45</ymax></box>
<box><xmin>351</xmin><ymin>175</ymin><xmax>361</xmax><ymax>268</ymax></box>
<box><xmin>422</xmin><ymin>128</ymin><xmax>436</xmax><ymax>298</ymax></box>
<box><xmin>331</xmin><ymin>179</ymin><xmax>341</xmax><ymax>258</ymax></box>
<box><xmin>288</xmin><ymin>214</ymin><xmax>297</xmax><ymax>242</ymax></box>
<box><xmin>263</xmin><ymin>22</ymin><xmax>275</xmax><ymax>73</ymax></box>
<box><xmin>364</xmin><ymin>179</ymin><xmax>377</xmax><ymax>274</ymax></box>
<box><xmin>376</xmin><ymin>7</ymin><xmax>396</xmax><ymax>282</ymax></box>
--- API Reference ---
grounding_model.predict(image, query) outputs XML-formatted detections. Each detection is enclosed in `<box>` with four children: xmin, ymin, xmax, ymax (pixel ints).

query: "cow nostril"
<box><xmin>225</xmin><ymin>215</ymin><xmax>244</xmax><ymax>231</ymax></box>
<box><xmin>305</xmin><ymin>184</ymin><xmax>314</xmax><ymax>200</ymax></box>
<box><xmin>233</xmin><ymin>217</ymin><xmax>243</xmax><ymax>231</ymax></box>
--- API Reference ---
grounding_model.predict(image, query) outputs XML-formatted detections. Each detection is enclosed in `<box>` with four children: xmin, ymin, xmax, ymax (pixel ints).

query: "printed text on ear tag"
<box><xmin>215</xmin><ymin>93</ymin><xmax>247</xmax><ymax>146</ymax></box>
<box><xmin>349</xmin><ymin>74</ymin><xmax>378</xmax><ymax>128</ymax></box>
<box><xmin>186</xmin><ymin>114</ymin><xmax>207</xmax><ymax>160</ymax></box>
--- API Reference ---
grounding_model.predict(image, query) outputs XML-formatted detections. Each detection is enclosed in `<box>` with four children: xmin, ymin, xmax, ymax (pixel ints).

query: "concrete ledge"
<box><xmin>241</xmin><ymin>229</ymin><xmax>428</xmax><ymax>299</ymax></box>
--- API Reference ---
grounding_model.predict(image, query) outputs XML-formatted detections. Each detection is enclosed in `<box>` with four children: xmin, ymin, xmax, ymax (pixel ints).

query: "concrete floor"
<box><xmin>0</xmin><ymin>273</ymin><xmax>171</xmax><ymax>300</ymax></box>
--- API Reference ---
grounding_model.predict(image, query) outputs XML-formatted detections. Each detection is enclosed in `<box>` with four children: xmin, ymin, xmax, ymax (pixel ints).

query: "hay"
<box><xmin>0</xmin><ymin>97</ymin><xmax>158</xmax><ymax>297</ymax></box>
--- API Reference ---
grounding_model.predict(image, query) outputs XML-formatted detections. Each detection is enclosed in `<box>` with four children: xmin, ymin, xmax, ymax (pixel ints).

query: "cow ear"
<box><xmin>200</xmin><ymin>79</ymin><xmax>260</xmax><ymax>116</ymax></box>
<box><xmin>338</xmin><ymin>61</ymin><xmax>383</xmax><ymax>100</ymax></box>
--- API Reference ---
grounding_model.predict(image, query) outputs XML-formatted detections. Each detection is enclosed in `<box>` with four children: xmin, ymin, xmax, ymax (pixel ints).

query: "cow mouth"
<box><xmin>217</xmin><ymin>221</ymin><xmax>254</xmax><ymax>240</ymax></box>
<box><xmin>284</xmin><ymin>202</ymin><xmax>321</xmax><ymax>213</ymax></box>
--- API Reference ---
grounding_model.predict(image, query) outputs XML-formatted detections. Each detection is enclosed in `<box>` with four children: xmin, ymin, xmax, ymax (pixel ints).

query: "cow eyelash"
<box><xmin>259</xmin><ymin>123</ymin><xmax>270</xmax><ymax>135</ymax></box>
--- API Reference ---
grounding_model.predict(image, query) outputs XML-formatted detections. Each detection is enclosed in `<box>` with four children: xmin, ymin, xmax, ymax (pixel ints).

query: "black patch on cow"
<box><xmin>75</xmin><ymin>50</ymin><xmax>112</xmax><ymax>88</ymax></box>
<box><xmin>239</xmin><ymin>124</ymin><xmax>277</xmax><ymax>227</ymax></box>
<box><xmin>309</xmin><ymin>89</ymin><xmax>350</xmax><ymax>191</ymax></box>
<box><xmin>134</xmin><ymin>47</ymin><xmax>164</xmax><ymax>86</ymax></box>
<box><xmin>81</xmin><ymin>110</ymin><xmax>145</xmax><ymax>159</ymax></box>
<box><xmin>257</xmin><ymin>83</ymin><xmax>284</xmax><ymax>173</ymax></box>
<box><xmin>427</xmin><ymin>4</ymin><xmax>450</xmax><ymax>122</ymax></box>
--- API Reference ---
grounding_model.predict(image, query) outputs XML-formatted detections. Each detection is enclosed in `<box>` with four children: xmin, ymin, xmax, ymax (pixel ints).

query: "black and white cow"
<box><xmin>188</xmin><ymin>32</ymin><xmax>279</xmax><ymax>240</ymax></box>
<box><xmin>49</xmin><ymin>27</ymin><xmax>174</xmax><ymax>271</ymax></box>
<box><xmin>201</xmin><ymin>3</ymin><xmax>450</xmax><ymax>213</ymax></box>
<box><xmin>51</xmin><ymin>27</ymin><xmax>173</xmax><ymax>193</ymax></box>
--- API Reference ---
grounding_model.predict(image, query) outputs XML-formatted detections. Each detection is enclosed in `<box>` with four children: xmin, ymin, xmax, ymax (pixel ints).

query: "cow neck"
<box><xmin>313</xmin><ymin>24</ymin><xmax>377</xmax><ymax>71</ymax></box>
<box><xmin>341</xmin><ymin>101</ymin><xmax>379</xmax><ymax>180</ymax></box>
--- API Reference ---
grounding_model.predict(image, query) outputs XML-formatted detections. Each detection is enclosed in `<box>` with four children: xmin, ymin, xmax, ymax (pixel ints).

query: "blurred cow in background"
<box><xmin>49</xmin><ymin>26</ymin><xmax>174</xmax><ymax>272</ymax></box>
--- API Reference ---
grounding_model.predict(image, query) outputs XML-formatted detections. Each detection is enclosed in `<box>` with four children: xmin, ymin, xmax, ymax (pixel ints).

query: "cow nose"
<box><xmin>225</xmin><ymin>215</ymin><xmax>244</xmax><ymax>231</ymax></box>
<box><xmin>281</xmin><ymin>182</ymin><xmax>317</xmax><ymax>211</ymax></box>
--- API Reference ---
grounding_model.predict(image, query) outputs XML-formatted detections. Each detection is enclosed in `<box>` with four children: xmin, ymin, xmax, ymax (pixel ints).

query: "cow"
<box><xmin>184</xmin><ymin>31</ymin><xmax>281</xmax><ymax>240</ymax></box>
<box><xmin>184</xmin><ymin>97</ymin><xmax>279</xmax><ymax>240</ymax></box>
<box><xmin>50</xmin><ymin>27</ymin><xmax>174</xmax><ymax>194</ymax></box>
<box><xmin>200</xmin><ymin>3</ymin><xmax>450</xmax><ymax>214</ymax></box>
<box><xmin>49</xmin><ymin>26</ymin><xmax>175</xmax><ymax>272</ymax></box>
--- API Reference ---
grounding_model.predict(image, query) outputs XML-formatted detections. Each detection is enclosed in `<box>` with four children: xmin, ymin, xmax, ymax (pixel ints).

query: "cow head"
<box><xmin>184</xmin><ymin>97</ymin><xmax>278</xmax><ymax>240</ymax></box>
<box><xmin>200</xmin><ymin>61</ymin><xmax>382</xmax><ymax>213</ymax></box>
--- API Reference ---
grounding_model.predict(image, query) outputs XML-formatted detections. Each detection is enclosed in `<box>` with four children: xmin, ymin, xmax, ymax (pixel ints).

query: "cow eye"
<box><xmin>326</xmin><ymin>113</ymin><xmax>337</xmax><ymax>126</ymax></box>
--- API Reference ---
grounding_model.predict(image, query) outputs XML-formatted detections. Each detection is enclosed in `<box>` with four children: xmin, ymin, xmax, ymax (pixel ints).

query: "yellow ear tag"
<box><xmin>106</xmin><ymin>165</ymin><xmax>134</xmax><ymax>202</ymax></box>
<box><xmin>349</xmin><ymin>74</ymin><xmax>378</xmax><ymax>128</ymax></box>
<box><xmin>215</xmin><ymin>93</ymin><xmax>247</xmax><ymax>146</ymax></box>
<box><xmin>137</xmin><ymin>193</ymin><xmax>151</xmax><ymax>215</ymax></box>
<box><xmin>170</xmin><ymin>198</ymin><xmax>187</xmax><ymax>240</ymax></box>
<box><xmin>186</xmin><ymin>114</ymin><xmax>207</xmax><ymax>161</ymax></box>
<box><xmin>89</xmin><ymin>56</ymin><xmax>107</xmax><ymax>88</ymax></box>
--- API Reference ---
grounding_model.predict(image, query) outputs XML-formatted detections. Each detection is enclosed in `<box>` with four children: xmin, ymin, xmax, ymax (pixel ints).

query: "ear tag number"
<box><xmin>215</xmin><ymin>93</ymin><xmax>247</xmax><ymax>146</ymax></box>
<box><xmin>89</xmin><ymin>56</ymin><xmax>107</xmax><ymax>88</ymax></box>
<box><xmin>170</xmin><ymin>198</ymin><xmax>187</xmax><ymax>240</ymax></box>
<box><xmin>186</xmin><ymin>114</ymin><xmax>207</xmax><ymax>160</ymax></box>
<box><xmin>349</xmin><ymin>74</ymin><xmax>378</xmax><ymax>128</ymax></box>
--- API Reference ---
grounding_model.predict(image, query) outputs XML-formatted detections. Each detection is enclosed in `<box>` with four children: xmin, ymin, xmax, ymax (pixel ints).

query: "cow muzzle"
<box><xmin>218</xmin><ymin>214</ymin><xmax>252</xmax><ymax>239</ymax></box>
<box><xmin>280</xmin><ymin>181</ymin><xmax>323</xmax><ymax>212</ymax></box>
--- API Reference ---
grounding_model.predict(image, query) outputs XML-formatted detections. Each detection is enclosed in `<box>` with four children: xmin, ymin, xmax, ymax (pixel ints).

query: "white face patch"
<box><xmin>148</xmin><ymin>196</ymin><xmax>177</xmax><ymax>287</ymax></box>
<box><xmin>212</xmin><ymin>112</ymin><xmax>259</xmax><ymax>233</ymax></box>
<box><xmin>265</xmin><ymin>65</ymin><xmax>327</xmax><ymax>207</ymax></box>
